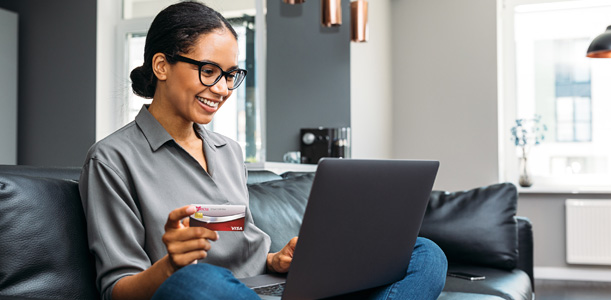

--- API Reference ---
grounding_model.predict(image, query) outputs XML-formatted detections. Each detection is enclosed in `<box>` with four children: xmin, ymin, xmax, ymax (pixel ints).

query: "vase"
<box><xmin>518</xmin><ymin>156</ymin><xmax>533</xmax><ymax>187</ymax></box>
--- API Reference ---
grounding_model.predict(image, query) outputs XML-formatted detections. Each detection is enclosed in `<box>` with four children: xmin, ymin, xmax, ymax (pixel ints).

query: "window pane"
<box><xmin>556</xmin><ymin>123</ymin><xmax>573</xmax><ymax>142</ymax></box>
<box><xmin>127</xmin><ymin>33</ymin><xmax>148</xmax><ymax>121</ymax></box>
<box><xmin>575</xmin><ymin>123</ymin><xmax>591</xmax><ymax>142</ymax></box>
<box><xmin>574</xmin><ymin>97</ymin><xmax>591</xmax><ymax>121</ymax></box>
<box><xmin>556</xmin><ymin>97</ymin><xmax>573</xmax><ymax>122</ymax></box>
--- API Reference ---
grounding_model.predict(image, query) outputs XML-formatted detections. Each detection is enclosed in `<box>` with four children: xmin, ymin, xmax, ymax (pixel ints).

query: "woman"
<box><xmin>79</xmin><ymin>2</ymin><xmax>446</xmax><ymax>300</ymax></box>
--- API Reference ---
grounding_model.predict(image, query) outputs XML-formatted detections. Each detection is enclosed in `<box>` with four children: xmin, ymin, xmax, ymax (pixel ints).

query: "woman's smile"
<box><xmin>197</xmin><ymin>96</ymin><xmax>221</xmax><ymax>112</ymax></box>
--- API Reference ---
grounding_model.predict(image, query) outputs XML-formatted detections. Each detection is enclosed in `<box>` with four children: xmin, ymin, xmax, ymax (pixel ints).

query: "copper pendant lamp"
<box><xmin>587</xmin><ymin>25</ymin><xmax>611</xmax><ymax>58</ymax></box>
<box><xmin>350</xmin><ymin>0</ymin><xmax>368</xmax><ymax>42</ymax></box>
<box><xmin>283</xmin><ymin>0</ymin><xmax>306</xmax><ymax>4</ymax></box>
<box><xmin>322</xmin><ymin>0</ymin><xmax>342</xmax><ymax>27</ymax></box>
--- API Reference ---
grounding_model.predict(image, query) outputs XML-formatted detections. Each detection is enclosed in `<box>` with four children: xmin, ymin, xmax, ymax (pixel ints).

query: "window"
<box><xmin>501</xmin><ymin>0</ymin><xmax>611</xmax><ymax>188</ymax></box>
<box><xmin>551</xmin><ymin>39</ymin><xmax>592</xmax><ymax>143</ymax></box>
<box><xmin>119</xmin><ymin>0</ymin><xmax>263</xmax><ymax>162</ymax></box>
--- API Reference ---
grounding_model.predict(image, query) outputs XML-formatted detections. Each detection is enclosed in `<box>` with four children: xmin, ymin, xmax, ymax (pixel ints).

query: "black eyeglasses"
<box><xmin>171</xmin><ymin>55</ymin><xmax>247</xmax><ymax>90</ymax></box>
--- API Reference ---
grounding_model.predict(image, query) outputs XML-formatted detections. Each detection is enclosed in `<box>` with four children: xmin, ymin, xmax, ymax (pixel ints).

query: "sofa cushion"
<box><xmin>419</xmin><ymin>183</ymin><xmax>518</xmax><ymax>270</ymax></box>
<box><xmin>247</xmin><ymin>170</ymin><xmax>283</xmax><ymax>185</ymax></box>
<box><xmin>248</xmin><ymin>174</ymin><xmax>314</xmax><ymax>252</ymax></box>
<box><xmin>0</xmin><ymin>173</ymin><xmax>98</xmax><ymax>299</ymax></box>
<box><xmin>443</xmin><ymin>264</ymin><xmax>533</xmax><ymax>300</ymax></box>
<box><xmin>438</xmin><ymin>292</ymin><xmax>506</xmax><ymax>300</ymax></box>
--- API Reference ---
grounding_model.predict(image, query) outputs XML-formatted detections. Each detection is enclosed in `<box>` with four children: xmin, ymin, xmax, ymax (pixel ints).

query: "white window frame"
<box><xmin>499</xmin><ymin>0</ymin><xmax>611</xmax><ymax>192</ymax></box>
<box><xmin>117</xmin><ymin>17</ymin><xmax>153</xmax><ymax>126</ymax></box>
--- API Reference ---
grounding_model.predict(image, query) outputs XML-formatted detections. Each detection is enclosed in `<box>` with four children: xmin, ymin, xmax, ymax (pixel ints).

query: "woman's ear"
<box><xmin>152</xmin><ymin>53</ymin><xmax>168</xmax><ymax>81</ymax></box>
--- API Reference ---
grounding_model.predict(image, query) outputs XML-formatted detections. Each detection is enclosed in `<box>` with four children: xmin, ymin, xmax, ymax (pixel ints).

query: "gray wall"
<box><xmin>266</xmin><ymin>0</ymin><xmax>351</xmax><ymax>162</ymax></box>
<box><xmin>518</xmin><ymin>193</ymin><xmax>611</xmax><ymax>271</ymax></box>
<box><xmin>391</xmin><ymin>0</ymin><xmax>499</xmax><ymax>192</ymax></box>
<box><xmin>0</xmin><ymin>0</ymin><xmax>96</xmax><ymax>167</ymax></box>
<box><xmin>0</xmin><ymin>8</ymin><xmax>18</xmax><ymax>164</ymax></box>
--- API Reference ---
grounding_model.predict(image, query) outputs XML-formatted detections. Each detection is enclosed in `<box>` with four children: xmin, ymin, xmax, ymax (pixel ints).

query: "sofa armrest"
<box><xmin>0</xmin><ymin>172</ymin><xmax>98</xmax><ymax>299</ymax></box>
<box><xmin>516</xmin><ymin>216</ymin><xmax>534</xmax><ymax>291</ymax></box>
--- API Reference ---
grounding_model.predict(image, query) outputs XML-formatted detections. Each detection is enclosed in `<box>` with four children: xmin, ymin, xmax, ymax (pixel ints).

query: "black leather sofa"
<box><xmin>0</xmin><ymin>165</ymin><xmax>534</xmax><ymax>300</ymax></box>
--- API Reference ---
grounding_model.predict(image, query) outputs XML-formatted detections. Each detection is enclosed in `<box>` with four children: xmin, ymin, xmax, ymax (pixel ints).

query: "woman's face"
<box><xmin>158</xmin><ymin>29</ymin><xmax>239</xmax><ymax>125</ymax></box>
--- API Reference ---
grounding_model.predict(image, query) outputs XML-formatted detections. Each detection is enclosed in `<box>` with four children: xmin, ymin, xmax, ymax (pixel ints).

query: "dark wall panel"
<box><xmin>0</xmin><ymin>0</ymin><xmax>96</xmax><ymax>167</ymax></box>
<box><xmin>266</xmin><ymin>1</ymin><xmax>351</xmax><ymax>162</ymax></box>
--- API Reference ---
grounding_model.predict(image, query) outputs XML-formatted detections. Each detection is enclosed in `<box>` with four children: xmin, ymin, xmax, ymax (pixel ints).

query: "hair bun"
<box><xmin>130</xmin><ymin>65</ymin><xmax>156</xmax><ymax>99</ymax></box>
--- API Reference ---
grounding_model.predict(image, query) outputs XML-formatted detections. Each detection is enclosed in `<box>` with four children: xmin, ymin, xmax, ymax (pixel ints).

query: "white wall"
<box><xmin>96</xmin><ymin>0</ymin><xmax>122</xmax><ymax>142</ymax></box>
<box><xmin>127</xmin><ymin>0</ymin><xmax>256</xmax><ymax>19</ymax></box>
<box><xmin>390</xmin><ymin>0</ymin><xmax>499</xmax><ymax>191</ymax></box>
<box><xmin>0</xmin><ymin>8</ymin><xmax>18</xmax><ymax>164</ymax></box>
<box><xmin>350</xmin><ymin>0</ymin><xmax>393</xmax><ymax>159</ymax></box>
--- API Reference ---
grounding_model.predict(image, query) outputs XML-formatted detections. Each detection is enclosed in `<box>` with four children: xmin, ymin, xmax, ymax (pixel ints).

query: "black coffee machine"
<box><xmin>300</xmin><ymin>127</ymin><xmax>350</xmax><ymax>164</ymax></box>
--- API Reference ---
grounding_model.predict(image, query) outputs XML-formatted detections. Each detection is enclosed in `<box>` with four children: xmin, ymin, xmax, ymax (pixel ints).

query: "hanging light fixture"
<box><xmin>350</xmin><ymin>0</ymin><xmax>368</xmax><ymax>42</ymax></box>
<box><xmin>322</xmin><ymin>0</ymin><xmax>342</xmax><ymax>27</ymax></box>
<box><xmin>587</xmin><ymin>25</ymin><xmax>611</xmax><ymax>58</ymax></box>
<box><xmin>283</xmin><ymin>0</ymin><xmax>305</xmax><ymax>4</ymax></box>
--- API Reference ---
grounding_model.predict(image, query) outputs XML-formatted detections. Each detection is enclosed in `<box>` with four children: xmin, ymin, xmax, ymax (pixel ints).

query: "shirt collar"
<box><xmin>135</xmin><ymin>105</ymin><xmax>227</xmax><ymax>151</ymax></box>
<box><xmin>194</xmin><ymin>123</ymin><xmax>227</xmax><ymax>151</ymax></box>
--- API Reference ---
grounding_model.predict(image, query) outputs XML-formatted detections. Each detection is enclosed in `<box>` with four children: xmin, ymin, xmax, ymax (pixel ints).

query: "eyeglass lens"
<box><xmin>200</xmin><ymin>64</ymin><xmax>246</xmax><ymax>90</ymax></box>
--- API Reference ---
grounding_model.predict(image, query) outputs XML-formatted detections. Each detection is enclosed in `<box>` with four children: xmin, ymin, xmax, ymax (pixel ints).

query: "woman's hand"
<box><xmin>162</xmin><ymin>205</ymin><xmax>219</xmax><ymax>273</ymax></box>
<box><xmin>266</xmin><ymin>237</ymin><xmax>298</xmax><ymax>273</ymax></box>
<box><xmin>112</xmin><ymin>206</ymin><xmax>218</xmax><ymax>300</ymax></box>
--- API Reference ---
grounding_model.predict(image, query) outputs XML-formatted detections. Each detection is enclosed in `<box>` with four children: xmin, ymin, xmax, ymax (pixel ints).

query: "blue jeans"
<box><xmin>152</xmin><ymin>237</ymin><xmax>447</xmax><ymax>300</ymax></box>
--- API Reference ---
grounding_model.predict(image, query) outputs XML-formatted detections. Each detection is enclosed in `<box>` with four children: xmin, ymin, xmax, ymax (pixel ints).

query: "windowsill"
<box><xmin>518</xmin><ymin>185</ymin><xmax>611</xmax><ymax>195</ymax></box>
<box><xmin>246</xmin><ymin>161</ymin><xmax>318</xmax><ymax>174</ymax></box>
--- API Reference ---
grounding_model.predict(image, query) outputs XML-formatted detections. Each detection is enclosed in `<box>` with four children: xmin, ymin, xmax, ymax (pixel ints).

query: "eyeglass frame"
<box><xmin>169</xmin><ymin>54</ymin><xmax>248</xmax><ymax>90</ymax></box>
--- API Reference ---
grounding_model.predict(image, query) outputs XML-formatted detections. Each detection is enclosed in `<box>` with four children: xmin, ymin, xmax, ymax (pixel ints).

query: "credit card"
<box><xmin>189</xmin><ymin>204</ymin><xmax>246</xmax><ymax>231</ymax></box>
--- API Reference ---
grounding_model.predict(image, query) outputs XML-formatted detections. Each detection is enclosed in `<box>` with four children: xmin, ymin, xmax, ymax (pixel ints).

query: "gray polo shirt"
<box><xmin>79</xmin><ymin>106</ymin><xmax>271</xmax><ymax>300</ymax></box>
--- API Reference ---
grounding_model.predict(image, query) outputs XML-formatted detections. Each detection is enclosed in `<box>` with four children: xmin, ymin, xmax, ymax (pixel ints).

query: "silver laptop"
<box><xmin>239</xmin><ymin>158</ymin><xmax>439</xmax><ymax>299</ymax></box>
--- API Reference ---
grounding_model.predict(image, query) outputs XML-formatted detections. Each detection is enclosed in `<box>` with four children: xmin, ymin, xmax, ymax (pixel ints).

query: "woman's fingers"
<box><xmin>163</xmin><ymin>206</ymin><xmax>220</xmax><ymax>269</ymax></box>
<box><xmin>163</xmin><ymin>226</ymin><xmax>219</xmax><ymax>243</ymax></box>
<box><xmin>166</xmin><ymin>236</ymin><xmax>214</xmax><ymax>254</ymax></box>
<box><xmin>165</xmin><ymin>205</ymin><xmax>196</xmax><ymax>231</ymax></box>
<box><xmin>163</xmin><ymin>228</ymin><xmax>216</xmax><ymax>268</ymax></box>
<box><xmin>269</xmin><ymin>236</ymin><xmax>299</xmax><ymax>273</ymax></box>
<box><xmin>168</xmin><ymin>250</ymin><xmax>209</xmax><ymax>267</ymax></box>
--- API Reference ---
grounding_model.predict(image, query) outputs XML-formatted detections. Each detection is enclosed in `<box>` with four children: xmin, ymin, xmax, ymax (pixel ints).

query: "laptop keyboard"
<box><xmin>253</xmin><ymin>283</ymin><xmax>286</xmax><ymax>296</ymax></box>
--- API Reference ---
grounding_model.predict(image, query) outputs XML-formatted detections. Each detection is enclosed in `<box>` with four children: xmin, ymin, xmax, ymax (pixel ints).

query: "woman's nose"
<box><xmin>210</xmin><ymin>76</ymin><xmax>230</xmax><ymax>96</ymax></box>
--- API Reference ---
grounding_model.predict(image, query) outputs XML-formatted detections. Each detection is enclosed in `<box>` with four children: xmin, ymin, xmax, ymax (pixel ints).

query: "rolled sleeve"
<box><xmin>80</xmin><ymin>158</ymin><xmax>151</xmax><ymax>300</ymax></box>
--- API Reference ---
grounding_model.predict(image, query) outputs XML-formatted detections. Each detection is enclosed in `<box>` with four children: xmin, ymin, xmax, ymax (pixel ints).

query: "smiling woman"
<box><xmin>81</xmin><ymin>3</ymin><xmax>285</xmax><ymax>299</ymax></box>
<box><xmin>101</xmin><ymin>0</ymin><xmax>263</xmax><ymax>163</ymax></box>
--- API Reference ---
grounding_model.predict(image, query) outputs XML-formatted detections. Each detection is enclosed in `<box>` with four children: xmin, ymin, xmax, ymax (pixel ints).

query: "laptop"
<box><xmin>239</xmin><ymin>158</ymin><xmax>439</xmax><ymax>299</ymax></box>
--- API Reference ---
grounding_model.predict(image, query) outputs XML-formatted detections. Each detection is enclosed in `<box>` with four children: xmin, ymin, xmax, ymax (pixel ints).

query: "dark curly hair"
<box><xmin>130</xmin><ymin>1</ymin><xmax>238</xmax><ymax>99</ymax></box>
